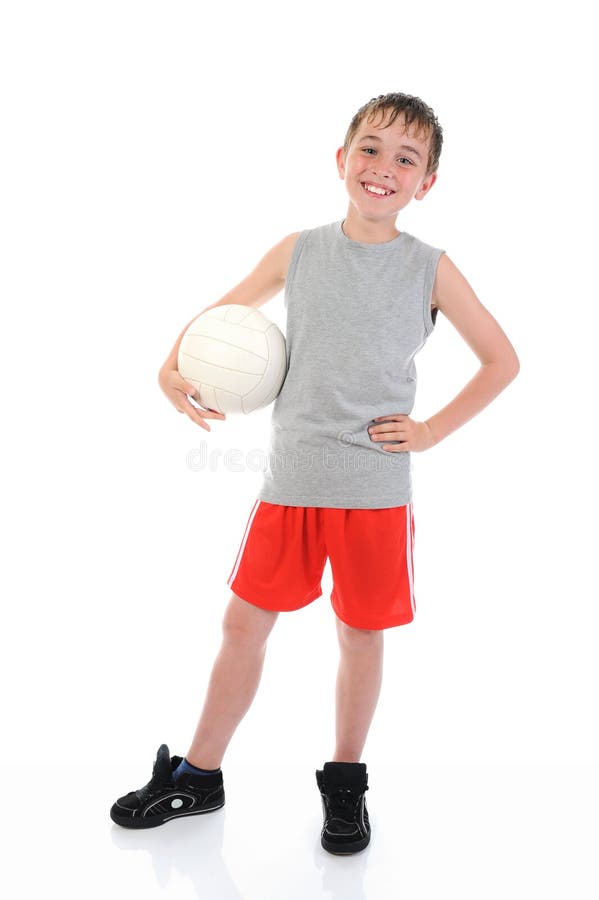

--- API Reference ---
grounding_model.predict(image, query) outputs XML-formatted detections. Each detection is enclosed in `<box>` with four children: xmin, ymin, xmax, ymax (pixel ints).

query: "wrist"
<box><xmin>159</xmin><ymin>354</ymin><xmax>179</xmax><ymax>377</ymax></box>
<box><xmin>424</xmin><ymin>419</ymin><xmax>441</xmax><ymax>447</ymax></box>
<box><xmin>158</xmin><ymin>364</ymin><xmax>175</xmax><ymax>387</ymax></box>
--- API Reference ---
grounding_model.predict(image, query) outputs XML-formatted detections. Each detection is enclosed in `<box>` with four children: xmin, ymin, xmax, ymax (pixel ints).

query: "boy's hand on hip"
<box><xmin>368</xmin><ymin>415</ymin><xmax>435</xmax><ymax>452</ymax></box>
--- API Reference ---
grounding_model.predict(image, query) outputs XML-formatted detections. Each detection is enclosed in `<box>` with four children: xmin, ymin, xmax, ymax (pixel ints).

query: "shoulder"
<box><xmin>431</xmin><ymin>252</ymin><xmax>470</xmax><ymax>309</ymax></box>
<box><xmin>258</xmin><ymin>231</ymin><xmax>302</xmax><ymax>282</ymax></box>
<box><xmin>277</xmin><ymin>222</ymin><xmax>335</xmax><ymax>279</ymax></box>
<box><xmin>272</xmin><ymin>222</ymin><xmax>336</xmax><ymax>281</ymax></box>
<box><xmin>276</xmin><ymin>231</ymin><xmax>303</xmax><ymax>280</ymax></box>
<box><xmin>431</xmin><ymin>250</ymin><xmax>447</xmax><ymax>309</ymax></box>
<box><xmin>403</xmin><ymin>234</ymin><xmax>445</xmax><ymax>310</ymax></box>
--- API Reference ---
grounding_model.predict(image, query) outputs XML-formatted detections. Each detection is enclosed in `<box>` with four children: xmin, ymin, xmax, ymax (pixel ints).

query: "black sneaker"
<box><xmin>110</xmin><ymin>744</ymin><xmax>225</xmax><ymax>829</ymax></box>
<box><xmin>315</xmin><ymin>761</ymin><xmax>371</xmax><ymax>854</ymax></box>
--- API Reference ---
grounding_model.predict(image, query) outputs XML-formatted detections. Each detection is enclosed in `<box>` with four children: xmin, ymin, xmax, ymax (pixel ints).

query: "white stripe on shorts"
<box><xmin>227</xmin><ymin>499</ymin><xmax>261</xmax><ymax>588</ymax></box>
<box><xmin>406</xmin><ymin>501</ymin><xmax>416</xmax><ymax>615</ymax></box>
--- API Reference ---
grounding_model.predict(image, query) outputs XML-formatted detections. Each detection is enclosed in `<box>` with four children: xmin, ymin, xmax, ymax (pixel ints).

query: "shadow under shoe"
<box><xmin>110</xmin><ymin>743</ymin><xmax>225</xmax><ymax>829</ymax></box>
<box><xmin>315</xmin><ymin>761</ymin><xmax>371</xmax><ymax>855</ymax></box>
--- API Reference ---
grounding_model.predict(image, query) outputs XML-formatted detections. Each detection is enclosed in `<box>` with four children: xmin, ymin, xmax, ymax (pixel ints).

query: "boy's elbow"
<box><xmin>485</xmin><ymin>351</ymin><xmax>519</xmax><ymax>384</ymax></box>
<box><xmin>497</xmin><ymin>339</ymin><xmax>520</xmax><ymax>381</ymax></box>
<box><xmin>503</xmin><ymin>352</ymin><xmax>520</xmax><ymax>382</ymax></box>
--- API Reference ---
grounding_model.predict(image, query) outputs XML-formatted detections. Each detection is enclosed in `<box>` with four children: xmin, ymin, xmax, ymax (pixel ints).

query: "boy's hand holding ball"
<box><xmin>158</xmin><ymin>367</ymin><xmax>226</xmax><ymax>432</ymax></box>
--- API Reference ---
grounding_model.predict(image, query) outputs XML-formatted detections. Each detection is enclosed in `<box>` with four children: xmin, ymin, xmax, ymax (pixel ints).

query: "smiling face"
<box><xmin>336</xmin><ymin>109</ymin><xmax>438</xmax><ymax>240</ymax></box>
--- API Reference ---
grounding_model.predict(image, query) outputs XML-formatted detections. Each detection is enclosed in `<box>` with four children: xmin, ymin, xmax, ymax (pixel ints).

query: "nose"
<box><xmin>370</xmin><ymin>163</ymin><xmax>392</xmax><ymax>179</ymax></box>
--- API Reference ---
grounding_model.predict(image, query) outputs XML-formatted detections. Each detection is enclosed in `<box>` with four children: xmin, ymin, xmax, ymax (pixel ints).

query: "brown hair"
<box><xmin>343</xmin><ymin>92</ymin><xmax>443</xmax><ymax>177</ymax></box>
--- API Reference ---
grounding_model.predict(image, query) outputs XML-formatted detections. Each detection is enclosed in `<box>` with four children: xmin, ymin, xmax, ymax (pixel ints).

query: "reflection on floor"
<box><xmin>5</xmin><ymin>763</ymin><xmax>598</xmax><ymax>899</ymax></box>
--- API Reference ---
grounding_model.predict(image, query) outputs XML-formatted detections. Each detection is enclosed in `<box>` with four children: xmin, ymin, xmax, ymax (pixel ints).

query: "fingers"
<box><xmin>369</xmin><ymin>424</ymin><xmax>401</xmax><ymax>438</ymax></box>
<box><xmin>179</xmin><ymin>382</ymin><xmax>226</xmax><ymax>428</ymax></box>
<box><xmin>174</xmin><ymin>396</ymin><xmax>225</xmax><ymax>430</ymax></box>
<box><xmin>187</xmin><ymin>397</ymin><xmax>226</xmax><ymax>425</ymax></box>
<box><xmin>200</xmin><ymin>407</ymin><xmax>227</xmax><ymax>419</ymax></box>
<box><xmin>161</xmin><ymin>370</ymin><xmax>226</xmax><ymax>428</ymax></box>
<box><xmin>371</xmin><ymin>424</ymin><xmax>397</xmax><ymax>434</ymax></box>
<box><xmin>182</xmin><ymin>382</ymin><xmax>226</xmax><ymax>421</ymax></box>
<box><xmin>174</xmin><ymin>396</ymin><xmax>209</xmax><ymax>429</ymax></box>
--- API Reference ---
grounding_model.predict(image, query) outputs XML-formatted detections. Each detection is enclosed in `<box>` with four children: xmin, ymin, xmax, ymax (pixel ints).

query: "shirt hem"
<box><xmin>256</xmin><ymin>491</ymin><xmax>413</xmax><ymax>509</ymax></box>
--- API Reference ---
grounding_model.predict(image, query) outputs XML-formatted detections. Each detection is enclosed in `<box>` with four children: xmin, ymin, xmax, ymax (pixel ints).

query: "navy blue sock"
<box><xmin>172</xmin><ymin>757</ymin><xmax>221</xmax><ymax>782</ymax></box>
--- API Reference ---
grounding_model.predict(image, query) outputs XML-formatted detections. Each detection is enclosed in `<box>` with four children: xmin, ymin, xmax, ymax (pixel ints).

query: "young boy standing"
<box><xmin>110</xmin><ymin>92</ymin><xmax>519</xmax><ymax>855</ymax></box>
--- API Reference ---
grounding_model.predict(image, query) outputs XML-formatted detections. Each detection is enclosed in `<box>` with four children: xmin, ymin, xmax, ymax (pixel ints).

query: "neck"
<box><xmin>341</xmin><ymin>212</ymin><xmax>400</xmax><ymax>244</ymax></box>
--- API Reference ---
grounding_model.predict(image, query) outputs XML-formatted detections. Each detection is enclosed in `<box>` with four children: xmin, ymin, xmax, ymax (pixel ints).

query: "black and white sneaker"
<box><xmin>110</xmin><ymin>744</ymin><xmax>225</xmax><ymax>829</ymax></box>
<box><xmin>315</xmin><ymin>761</ymin><xmax>371</xmax><ymax>854</ymax></box>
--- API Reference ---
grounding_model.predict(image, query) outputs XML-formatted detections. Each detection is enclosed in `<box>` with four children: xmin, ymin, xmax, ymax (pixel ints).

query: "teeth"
<box><xmin>363</xmin><ymin>183</ymin><xmax>392</xmax><ymax>195</ymax></box>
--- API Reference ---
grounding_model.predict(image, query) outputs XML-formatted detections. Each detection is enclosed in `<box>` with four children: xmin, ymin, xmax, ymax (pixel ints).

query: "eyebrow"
<box><xmin>357</xmin><ymin>134</ymin><xmax>424</xmax><ymax>162</ymax></box>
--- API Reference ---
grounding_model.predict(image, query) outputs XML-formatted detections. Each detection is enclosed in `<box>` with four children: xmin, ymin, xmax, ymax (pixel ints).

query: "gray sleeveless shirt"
<box><xmin>257</xmin><ymin>219</ymin><xmax>445</xmax><ymax>509</ymax></box>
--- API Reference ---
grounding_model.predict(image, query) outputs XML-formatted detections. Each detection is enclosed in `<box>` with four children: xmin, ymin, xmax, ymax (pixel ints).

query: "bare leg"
<box><xmin>185</xmin><ymin>593</ymin><xmax>279</xmax><ymax>769</ymax></box>
<box><xmin>332</xmin><ymin>617</ymin><xmax>384</xmax><ymax>763</ymax></box>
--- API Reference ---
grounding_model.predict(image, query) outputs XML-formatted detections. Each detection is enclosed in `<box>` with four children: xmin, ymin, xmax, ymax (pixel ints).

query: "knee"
<box><xmin>222</xmin><ymin>593</ymin><xmax>277</xmax><ymax>647</ymax></box>
<box><xmin>222</xmin><ymin>612</ymin><xmax>263</xmax><ymax>648</ymax></box>
<box><xmin>336</xmin><ymin>617</ymin><xmax>383</xmax><ymax>648</ymax></box>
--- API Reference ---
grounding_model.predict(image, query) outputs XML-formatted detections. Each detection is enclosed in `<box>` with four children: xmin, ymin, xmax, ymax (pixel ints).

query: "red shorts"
<box><xmin>227</xmin><ymin>500</ymin><xmax>416</xmax><ymax>630</ymax></box>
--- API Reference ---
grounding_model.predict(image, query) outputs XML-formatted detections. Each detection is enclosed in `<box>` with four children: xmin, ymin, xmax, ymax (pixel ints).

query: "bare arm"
<box><xmin>158</xmin><ymin>232</ymin><xmax>300</xmax><ymax>430</ymax></box>
<box><xmin>424</xmin><ymin>253</ymin><xmax>520</xmax><ymax>446</ymax></box>
<box><xmin>369</xmin><ymin>254</ymin><xmax>520</xmax><ymax>452</ymax></box>
<box><xmin>159</xmin><ymin>232</ymin><xmax>298</xmax><ymax>374</ymax></box>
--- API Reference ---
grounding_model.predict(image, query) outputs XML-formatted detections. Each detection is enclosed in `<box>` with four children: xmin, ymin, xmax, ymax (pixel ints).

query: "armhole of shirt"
<box><xmin>283</xmin><ymin>229</ymin><xmax>311</xmax><ymax>308</ymax></box>
<box><xmin>423</xmin><ymin>247</ymin><xmax>445</xmax><ymax>337</ymax></box>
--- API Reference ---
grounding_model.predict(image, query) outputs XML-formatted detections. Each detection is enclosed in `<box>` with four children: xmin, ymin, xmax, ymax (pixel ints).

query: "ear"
<box><xmin>415</xmin><ymin>171</ymin><xmax>438</xmax><ymax>201</ymax></box>
<box><xmin>336</xmin><ymin>146</ymin><xmax>346</xmax><ymax>179</ymax></box>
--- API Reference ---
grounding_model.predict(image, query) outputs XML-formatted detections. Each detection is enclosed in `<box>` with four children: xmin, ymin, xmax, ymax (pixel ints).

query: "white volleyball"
<box><xmin>177</xmin><ymin>304</ymin><xmax>288</xmax><ymax>415</ymax></box>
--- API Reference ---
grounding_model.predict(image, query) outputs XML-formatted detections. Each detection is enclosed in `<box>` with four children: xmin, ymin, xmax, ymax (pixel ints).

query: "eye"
<box><xmin>361</xmin><ymin>148</ymin><xmax>414</xmax><ymax>165</ymax></box>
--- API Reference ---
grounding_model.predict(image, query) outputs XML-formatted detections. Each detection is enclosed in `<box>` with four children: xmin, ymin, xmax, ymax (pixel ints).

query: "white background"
<box><xmin>2</xmin><ymin>0</ymin><xmax>596</xmax><ymax>768</ymax></box>
<box><xmin>1</xmin><ymin>1</ymin><xmax>598</xmax><ymax>894</ymax></box>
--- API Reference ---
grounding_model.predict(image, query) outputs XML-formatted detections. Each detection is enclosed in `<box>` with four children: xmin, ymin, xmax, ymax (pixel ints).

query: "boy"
<box><xmin>110</xmin><ymin>92</ymin><xmax>519</xmax><ymax>855</ymax></box>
